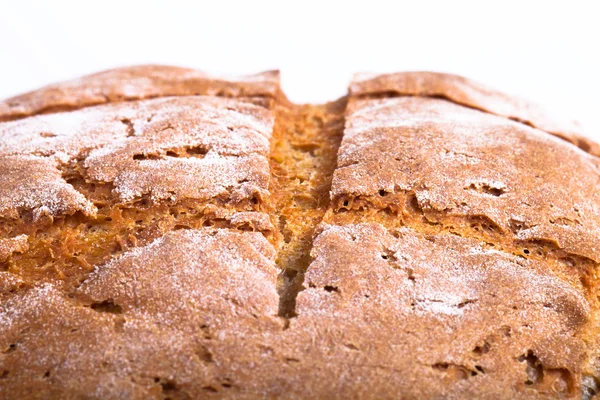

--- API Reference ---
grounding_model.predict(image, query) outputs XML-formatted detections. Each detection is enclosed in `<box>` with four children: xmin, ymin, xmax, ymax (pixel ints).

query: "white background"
<box><xmin>0</xmin><ymin>0</ymin><xmax>598</xmax><ymax>141</ymax></box>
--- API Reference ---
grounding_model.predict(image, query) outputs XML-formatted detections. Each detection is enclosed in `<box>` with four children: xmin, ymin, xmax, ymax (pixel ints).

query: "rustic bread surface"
<box><xmin>0</xmin><ymin>66</ymin><xmax>598</xmax><ymax>399</ymax></box>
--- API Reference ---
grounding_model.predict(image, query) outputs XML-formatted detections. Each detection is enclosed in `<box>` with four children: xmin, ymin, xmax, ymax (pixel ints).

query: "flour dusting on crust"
<box><xmin>0</xmin><ymin>95</ymin><xmax>274</xmax><ymax>218</ymax></box>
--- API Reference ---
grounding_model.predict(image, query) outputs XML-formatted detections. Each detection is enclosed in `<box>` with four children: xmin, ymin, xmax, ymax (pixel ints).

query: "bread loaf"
<box><xmin>0</xmin><ymin>66</ymin><xmax>598</xmax><ymax>399</ymax></box>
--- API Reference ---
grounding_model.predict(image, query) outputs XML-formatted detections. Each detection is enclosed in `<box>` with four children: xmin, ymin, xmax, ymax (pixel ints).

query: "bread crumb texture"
<box><xmin>0</xmin><ymin>66</ymin><xmax>599</xmax><ymax>399</ymax></box>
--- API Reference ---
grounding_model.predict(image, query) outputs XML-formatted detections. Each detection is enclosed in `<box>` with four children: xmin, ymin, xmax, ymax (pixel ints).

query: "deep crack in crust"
<box><xmin>0</xmin><ymin>66</ymin><xmax>599</xmax><ymax>399</ymax></box>
<box><xmin>268</xmin><ymin>95</ymin><xmax>346</xmax><ymax>318</ymax></box>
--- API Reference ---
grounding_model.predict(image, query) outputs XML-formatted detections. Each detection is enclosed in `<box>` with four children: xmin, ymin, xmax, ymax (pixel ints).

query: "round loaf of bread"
<box><xmin>0</xmin><ymin>66</ymin><xmax>598</xmax><ymax>399</ymax></box>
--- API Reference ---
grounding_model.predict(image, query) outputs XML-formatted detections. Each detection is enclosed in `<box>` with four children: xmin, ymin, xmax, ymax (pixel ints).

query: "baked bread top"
<box><xmin>0</xmin><ymin>66</ymin><xmax>598</xmax><ymax>399</ymax></box>
<box><xmin>0</xmin><ymin>65</ymin><xmax>279</xmax><ymax>122</ymax></box>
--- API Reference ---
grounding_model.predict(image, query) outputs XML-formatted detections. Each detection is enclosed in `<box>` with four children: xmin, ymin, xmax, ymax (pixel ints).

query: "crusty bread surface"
<box><xmin>0</xmin><ymin>66</ymin><xmax>599</xmax><ymax>399</ymax></box>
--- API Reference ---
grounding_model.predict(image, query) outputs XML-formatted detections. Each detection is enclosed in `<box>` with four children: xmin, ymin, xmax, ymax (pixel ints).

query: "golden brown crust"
<box><xmin>0</xmin><ymin>65</ymin><xmax>280</xmax><ymax>122</ymax></box>
<box><xmin>332</xmin><ymin>96</ymin><xmax>600</xmax><ymax>265</ymax></box>
<box><xmin>289</xmin><ymin>223</ymin><xmax>588</xmax><ymax>399</ymax></box>
<box><xmin>0</xmin><ymin>83</ymin><xmax>277</xmax><ymax>297</ymax></box>
<box><xmin>0</xmin><ymin>96</ymin><xmax>273</xmax><ymax>219</ymax></box>
<box><xmin>350</xmin><ymin>71</ymin><xmax>600</xmax><ymax>157</ymax></box>
<box><xmin>0</xmin><ymin>229</ymin><xmax>285</xmax><ymax>399</ymax></box>
<box><xmin>0</xmin><ymin>155</ymin><xmax>97</xmax><ymax>220</ymax></box>
<box><xmin>0</xmin><ymin>235</ymin><xmax>28</xmax><ymax>262</ymax></box>
<box><xmin>0</xmin><ymin>66</ymin><xmax>598</xmax><ymax>399</ymax></box>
